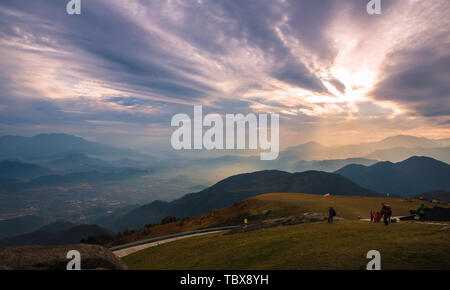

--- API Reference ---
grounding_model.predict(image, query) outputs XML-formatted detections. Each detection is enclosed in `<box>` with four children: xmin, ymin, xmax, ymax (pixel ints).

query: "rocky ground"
<box><xmin>0</xmin><ymin>244</ymin><xmax>127</xmax><ymax>270</ymax></box>
<box><xmin>226</xmin><ymin>212</ymin><xmax>344</xmax><ymax>235</ymax></box>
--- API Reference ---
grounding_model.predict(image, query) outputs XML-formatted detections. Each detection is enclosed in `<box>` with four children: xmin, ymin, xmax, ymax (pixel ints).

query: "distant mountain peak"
<box><xmin>398</xmin><ymin>155</ymin><xmax>448</xmax><ymax>165</ymax></box>
<box><xmin>303</xmin><ymin>141</ymin><xmax>324</xmax><ymax>146</ymax></box>
<box><xmin>32</xmin><ymin>133</ymin><xmax>87</xmax><ymax>141</ymax></box>
<box><xmin>56</xmin><ymin>152</ymin><xmax>89</xmax><ymax>160</ymax></box>
<box><xmin>0</xmin><ymin>133</ymin><xmax>145</xmax><ymax>161</ymax></box>
<box><xmin>379</xmin><ymin>135</ymin><xmax>436</xmax><ymax>147</ymax></box>
<box><xmin>284</xmin><ymin>141</ymin><xmax>324</xmax><ymax>151</ymax></box>
<box><xmin>382</xmin><ymin>134</ymin><xmax>427</xmax><ymax>141</ymax></box>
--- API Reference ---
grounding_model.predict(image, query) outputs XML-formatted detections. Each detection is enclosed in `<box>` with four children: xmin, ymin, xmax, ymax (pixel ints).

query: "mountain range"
<box><xmin>0</xmin><ymin>133</ymin><xmax>153</xmax><ymax>161</ymax></box>
<box><xmin>1</xmin><ymin>133</ymin><xmax>449</xmax><ymax>236</ymax></box>
<box><xmin>335</xmin><ymin>156</ymin><xmax>450</xmax><ymax>196</ymax></box>
<box><xmin>48</xmin><ymin>153</ymin><xmax>112</xmax><ymax>173</ymax></box>
<box><xmin>0</xmin><ymin>168</ymin><xmax>149</xmax><ymax>193</ymax></box>
<box><xmin>292</xmin><ymin>158</ymin><xmax>379</xmax><ymax>172</ymax></box>
<box><xmin>365</xmin><ymin>146</ymin><xmax>450</xmax><ymax>163</ymax></box>
<box><xmin>414</xmin><ymin>191</ymin><xmax>450</xmax><ymax>203</ymax></box>
<box><xmin>276</xmin><ymin>135</ymin><xmax>450</xmax><ymax>167</ymax></box>
<box><xmin>0</xmin><ymin>215</ymin><xmax>47</xmax><ymax>240</ymax></box>
<box><xmin>102</xmin><ymin>170</ymin><xmax>379</xmax><ymax>231</ymax></box>
<box><xmin>0</xmin><ymin>221</ymin><xmax>113</xmax><ymax>248</ymax></box>
<box><xmin>0</xmin><ymin>160</ymin><xmax>53</xmax><ymax>179</ymax></box>
<box><xmin>161</xmin><ymin>135</ymin><xmax>450</xmax><ymax>184</ymax></box>
<box><xmin>105</xmin><ymin>155</ymin><xmax>450</xmax><ymax>231</ymax></box>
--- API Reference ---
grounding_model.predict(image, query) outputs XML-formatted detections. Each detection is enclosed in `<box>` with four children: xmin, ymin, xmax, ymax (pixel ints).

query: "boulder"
<box><xmin>0</xmin><ymin>244</ymin><xmax>127</xmax><ymax>270</ymax></box>
<box><xmin>439</xmin><ymin>225</ymin><xmax>450</xmax><ymax>231</ymax></box>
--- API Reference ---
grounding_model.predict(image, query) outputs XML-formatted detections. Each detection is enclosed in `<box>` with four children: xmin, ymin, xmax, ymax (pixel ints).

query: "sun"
<box><xmin>330</xmin><ymin>66</ymin><xmax>378</xmax><ymax>102</ymax></box>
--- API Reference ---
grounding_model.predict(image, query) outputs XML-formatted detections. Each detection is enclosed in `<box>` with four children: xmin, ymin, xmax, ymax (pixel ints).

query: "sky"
<box><xmin>0</xmin><ymin>0</ymin><xmax>449</xmax><ymax>152</ymax></box>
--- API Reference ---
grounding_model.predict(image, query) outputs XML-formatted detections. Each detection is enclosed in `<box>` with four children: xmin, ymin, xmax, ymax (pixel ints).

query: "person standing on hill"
<box><xmin>328</xmin><ymin>207</ymin><xmax>336</xmax><ymax>224</ymax></box>
<box><xmin>417</xmin><ymin>204</ymin><xmax>428</xmax><ymax>223</ymax></box>
<box><xmin>370</xmin><ymin>211</ymin><xmax>374</xmax><ymax>222</ymax></box>
<box><xmin>381</xmin><ymin>203</ymin><xmax>392</xmax><ymax>226</ymax></box>
<box><xmin>374</xmin><ymin>212</ymin><xmax>381</xmax><ymax>222</ymax></box>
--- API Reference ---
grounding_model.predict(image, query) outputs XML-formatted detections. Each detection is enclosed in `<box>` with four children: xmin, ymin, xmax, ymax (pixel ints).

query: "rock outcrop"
<box><xmin>226</xmin><ymin>212</ymin><xmax>344</xmax><ymax>235</ymax></box>
<box><xmin>0</xmin><ymin>244</ymin><xmax>127</xmax><ymax>270</ymax></box>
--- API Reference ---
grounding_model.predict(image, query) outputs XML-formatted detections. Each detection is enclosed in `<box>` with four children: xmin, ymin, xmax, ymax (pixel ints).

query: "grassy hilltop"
<box><xmin>122</xmin><ymin>193</ymin><xmax>450</xmax><ymax>270</ymax></box>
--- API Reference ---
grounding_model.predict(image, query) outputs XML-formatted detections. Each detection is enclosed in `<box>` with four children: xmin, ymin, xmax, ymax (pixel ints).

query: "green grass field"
<box><xmin>122</xmin><ymin>193</ymin><xmax>450</xmax><ymax>270</ymax></box>
<box><xmin>109</xmin><ymin>193</ymin><xmax>447</xmax><ymax>247</ymax></box>
<box><xmin>244</xmin><ymin>193</ymin><xmax>443</xmax><ymax>220</ymax></box>
<box><xmin>123</xmin><ymin>220</ymin><xmax>450</xmax><ymax>270</ymax></box>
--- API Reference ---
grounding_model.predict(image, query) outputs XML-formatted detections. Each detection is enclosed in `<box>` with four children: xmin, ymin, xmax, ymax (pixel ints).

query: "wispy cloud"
<box><xmin>0</xmin><ymin>0</ymin><xmax>448</xmax><ymax>147</ymax></box>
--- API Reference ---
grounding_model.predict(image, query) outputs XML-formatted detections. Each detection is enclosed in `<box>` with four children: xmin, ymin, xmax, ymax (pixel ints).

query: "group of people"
<box><xmin>370</xmin><ymin>203</ymin><xmax>392</xmax><ymax>225</ymax></box>
<box><xmin>329</xmin><ymin>202</ymin><xmax>429</xmax><ymax>225</ymax></box>
<box><xmin>328</xmin><ymin>204</ymin><xmax>392</xmax><ymax>225</ymax></box>
<box><xmin>328</xmin><ymin>203</ymin><xmax>393</xmax><ymax>226</ymax></box>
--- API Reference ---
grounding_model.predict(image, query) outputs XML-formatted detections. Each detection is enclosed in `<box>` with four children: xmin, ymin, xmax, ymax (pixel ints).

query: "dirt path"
<box><xmin>360</xmin><ymin>217</ymin><xmax>448</xmax><ymax>226</ymax></box>
<box><xmin>402</xmin><ymin>221</ymin><xmax>449</xmax><ymax>226</ymax></box>
<box><xmin>113</xmin><ymin>230</ymin><xmax>224</xmax><ymax>258</ymax></box>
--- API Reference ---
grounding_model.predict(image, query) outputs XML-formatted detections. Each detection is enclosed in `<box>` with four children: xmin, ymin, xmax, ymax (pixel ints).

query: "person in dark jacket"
<box><xmin>381</xmin><ymin>204</ymin><xmax>392</xmax><ymax>226</ymax></box>
<box><xmin>328</xmin><ymin>207</ymin><xmax>336</xmax><ymax>224</ymax></box>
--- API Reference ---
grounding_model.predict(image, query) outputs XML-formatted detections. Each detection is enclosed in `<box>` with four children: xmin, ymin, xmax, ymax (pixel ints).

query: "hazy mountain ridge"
<box><xmin>278</xmin><ymin>135</ymin><xmax>450</xmax><ymax>165</ymax></box>
<box><xmin>0</xmin><ymin>222</ymin><xmax>113</xmax><ymax>248</ymax></box>
<box><xmin>335</xmin><ymin>156</ymin><xmax>450</xmax><ymax>197</ymax></box>
<box><xmin>0</xmin><ymin>215</ymin><xmax>46</xmax><ymax>240</ymax></box>
<box><xmin>0</xmin><ymin>168</ymin><xmax>149</xmax><ymax>192</ymax></box>
<box><xmin>0</xmin><ymin>133</ymin><xmax>153</xmax><ymax>161</ymax></box>
<box><xmin>414</xmin><ymin>191</ymin><xmax>450</xmax><ymax>203</ymax></box>
<box><xmin>292</xmin><ymin>158</ymin><xmax>379</xmax><ymax>172</ymax></box>
<box><xmin>0</xmin><ymin>160</ymin><xmax>53</xmax><ymax>179</ymax></box>
<box><xmin>104</xmin><ymin>170</ymin><xmax>379</xmax><ymax>231</ymax></box>
<box><xmin>48</xmin><ymin>153</ymin><xmax>112</xmax><ymax>173</ymax></box>
<box><xmin>365</xmin><ymin>146</ymin><xmax>450</xmax><ymax>163</ymax></box>
<box><xmin>150</xmin><ymin>135</ymin><xmax>450</xmax><ymax>185</ymax></box>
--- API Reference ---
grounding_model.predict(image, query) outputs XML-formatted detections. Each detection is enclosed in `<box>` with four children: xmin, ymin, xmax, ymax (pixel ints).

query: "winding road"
<box><xmin>111</xmin><ymin>217</ymin><xmax>449</xmax><ymax>258</ymax></box>
<box><xmin>110</xmin><ymin>226</ymin><xmax>239</xmax><ymax>258</ymax></box>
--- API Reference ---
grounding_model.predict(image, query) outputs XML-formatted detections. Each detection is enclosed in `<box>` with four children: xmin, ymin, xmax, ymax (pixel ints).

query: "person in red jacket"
<box><xmin>374</xmin><ymin>212</ymin><xmax>381</xmax><ymax>222</ymax></box>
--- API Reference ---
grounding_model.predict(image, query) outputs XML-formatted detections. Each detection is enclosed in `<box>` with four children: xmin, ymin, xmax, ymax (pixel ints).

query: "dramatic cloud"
<box><xmin>371</xmin><ymin>47</ymin><xmax>450</xmax><ymax>117</ymax></box>
<box><xmin>0</xmin><ymin>0</ymin><xmax>448</xmax><ymax>148</ymax></box>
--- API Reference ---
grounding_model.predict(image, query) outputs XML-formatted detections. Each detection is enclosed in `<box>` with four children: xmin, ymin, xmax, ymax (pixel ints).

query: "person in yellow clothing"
<box><xmin>417</xmin><ymin>204</ymin><xmax>428</xmax><ymax>223</ymax></box>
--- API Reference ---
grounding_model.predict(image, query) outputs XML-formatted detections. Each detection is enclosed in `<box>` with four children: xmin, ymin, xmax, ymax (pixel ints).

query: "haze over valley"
<box><xmin>0</xmin><ymin>133</ymin><xmax>449</xmax><ymax>238</ymax></box>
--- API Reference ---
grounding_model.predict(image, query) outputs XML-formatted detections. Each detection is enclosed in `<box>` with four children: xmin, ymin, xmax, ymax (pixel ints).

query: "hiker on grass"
<box><xmin>417</xmin><ymin>204</ymin><xmax>427</xmax><ymax>223</ymax></box>
<box><xmin>370</xmin><ymin>211</ymin><xmax>374</xmax><ymax>222</ymax></box>
<box><xmin>381</xmin><ymin>203</ymin><xmax>392</xmax><ymax>226</ymax></box>
<box><xmin>328</xmin><ymin>207</ymin><xmax>336</xmax><ymax>224</ymax></box>
<box><xmin>374</xmin><ymin>212</ymin><xmax>381</xmax><ymax>222</ymax></box>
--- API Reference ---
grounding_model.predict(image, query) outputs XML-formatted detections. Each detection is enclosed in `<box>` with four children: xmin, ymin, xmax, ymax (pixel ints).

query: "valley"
<box><xmin>0</xmin><ymin>133</ymin><xmax>449</xmax><ymax>250</ymax></box>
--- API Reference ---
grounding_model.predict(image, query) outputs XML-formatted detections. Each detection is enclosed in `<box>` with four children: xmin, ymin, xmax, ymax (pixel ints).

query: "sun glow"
<box><xmin>330</xmin><ymin>67</ymin><xmax>377</xmax><ymax>101</ymax></box>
